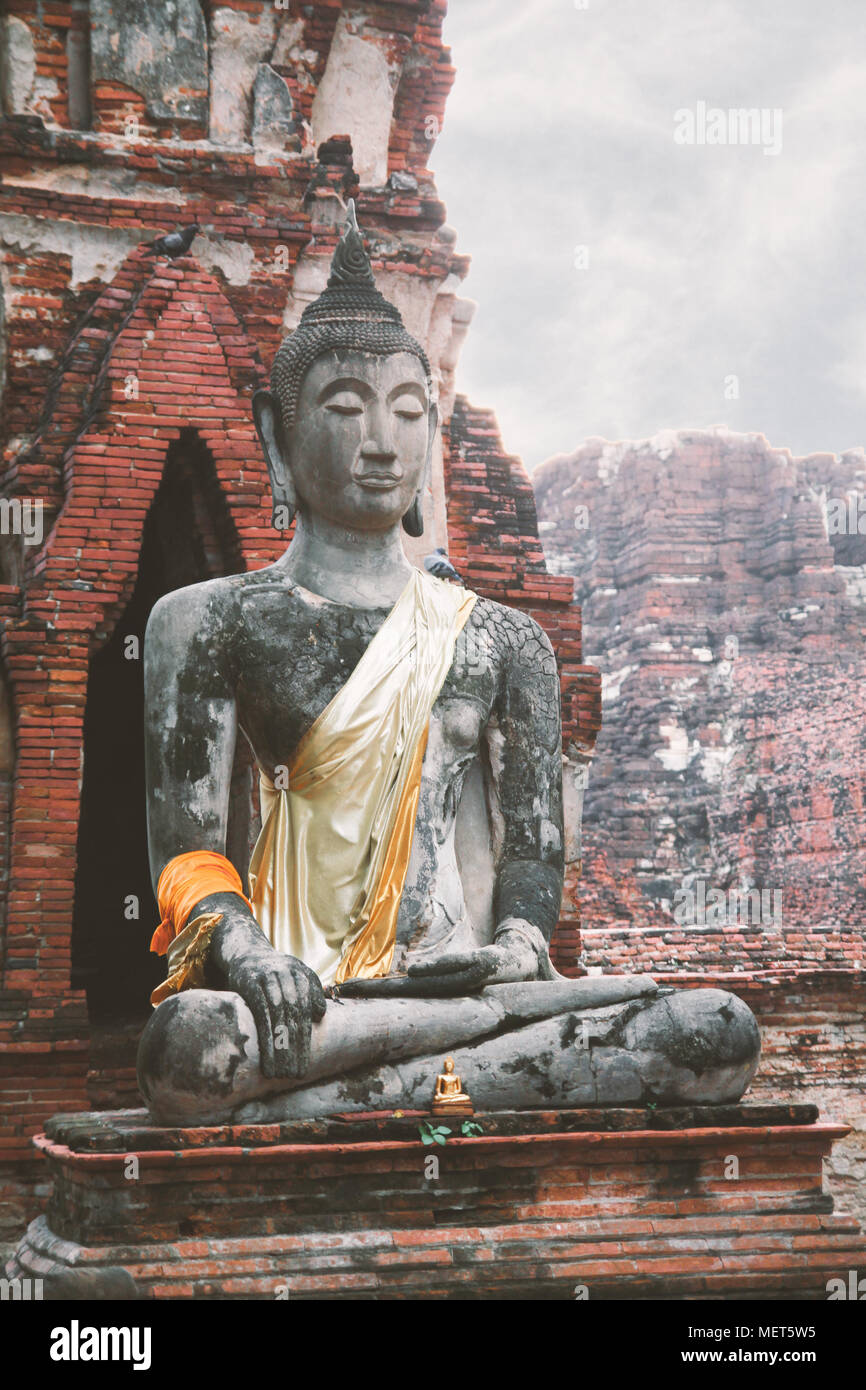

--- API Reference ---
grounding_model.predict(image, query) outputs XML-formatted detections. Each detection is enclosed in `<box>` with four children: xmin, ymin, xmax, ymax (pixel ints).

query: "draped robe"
<box><xmin>247</xmin><ymin>569</ymin><xmax>477</xmax><ymax>986</ymax></box>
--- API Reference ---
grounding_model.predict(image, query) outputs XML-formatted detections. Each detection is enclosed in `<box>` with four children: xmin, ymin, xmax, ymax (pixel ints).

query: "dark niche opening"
<box><xmin>72</xmin><ymin>429</ymin><xmax>249</xmax><ymax>1023</ymax></box>
<box><xmin>67</xmin><ymin>0</ymin><xmax>93</xmax><ymax>131</ymax></box>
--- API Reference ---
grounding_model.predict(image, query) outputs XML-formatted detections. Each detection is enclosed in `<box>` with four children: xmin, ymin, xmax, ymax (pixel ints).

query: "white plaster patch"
<box><xmin>196</xmin><ymin>236</ymin><xmax>255</xmax><ymax>286</ymax></box>
<box><xmin>271</xmin><ymin>20</ymin><xmax>305</xmax><ymax>67</ymax></box>
<box><xmin>700</xmin><ymin>744</ymin><xmax>738</xmax><ymax>784</ymax></box>
<box><xmin>841</xmin><ymin>564</ymin><xmax>866</xmax><ymax>607</ymax></box>
<box><xmin>597</xmin><ymin>440</ymin><xmax>629</xmax><ymax>485</ymax></box>
<box><xmin>311</xmin><ymin>21</ymin><xmax>397</xmax><ymax>186</ymax></box>
<box><xmin>654</xmin><ymin>719</ymin><xmax>695</xmax><ymax>772</ymax></box>
<box><xmin>644</xmin><ymin>427</ymin><xmax>680</xmax><ymax>460</ymax></box>
<box><xmin>281</xmin><ymin>254</ymin><xmax>330</xmax><ymax>332</ymax></box>
<box><xmin>30</xmin><ymin>74</ymin><xmax>60</xmax><ymax>122</ymax></box>
<box><xmin>692</xmin><ymin>646</ymin><xmax>713</xmax><ymax>662</ymax></box>
<box><xmin>0</xmin><ymin>214</ymin><xmax>143</xmax><ymax>289</ymax></box>
<box><xmin>3</xmin><ymin>165</ymin><xmax>185</xmax><ymax>204</ymax></box>
<box><xmin>209</xmin><ymin>5</ymin><xmax>277</xmax><ymax>145</ymax></box>
<box><xmin>433</xmin><ymin>293</ymin><xmax>475</xmax><ymax>422</ymax></box>
<box><xmin>602</xmin><ymin>663</ymin><xmax>637</xmax><ymax>703</ymax></box>
<box><xmin>562</xmin><ymin>754</ymin><xmax>589</xmax><ymax>864</ymax></box>
<box><xmin>374</xmin><ymin>269</ymin><xmax>441</xmax><ymax>349</ymax></box>
<box><xmin>2</xmin><ymin>16</ymin><xmax>36</xmax><ymax>112</ymax></box>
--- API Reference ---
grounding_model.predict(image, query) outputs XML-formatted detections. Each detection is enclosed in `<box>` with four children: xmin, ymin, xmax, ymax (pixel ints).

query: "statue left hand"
<box><xmin>407</xmin><ymin>924</ymin><xmax>540</xmax><ymax>991</ymax></box>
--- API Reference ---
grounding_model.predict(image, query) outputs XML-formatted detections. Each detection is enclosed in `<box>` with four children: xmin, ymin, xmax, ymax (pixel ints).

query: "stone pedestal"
<box><xmin>8</xmin><ymin>1105</ymin><xmax>866</xmax><ymax>1299</ymax></box>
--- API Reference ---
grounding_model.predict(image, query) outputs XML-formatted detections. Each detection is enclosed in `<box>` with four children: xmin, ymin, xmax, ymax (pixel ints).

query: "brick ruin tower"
<box><xmin>0</xmin><ymin>0</ymin><xmax>600</xmax><ymax>1234</ymax></box>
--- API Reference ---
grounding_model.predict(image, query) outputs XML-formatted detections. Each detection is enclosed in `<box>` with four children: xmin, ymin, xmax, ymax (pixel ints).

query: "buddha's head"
<box><xmin>253</xmin><ymin>202</ymin><xmax>436</xmax><ymax>538</ymax></box>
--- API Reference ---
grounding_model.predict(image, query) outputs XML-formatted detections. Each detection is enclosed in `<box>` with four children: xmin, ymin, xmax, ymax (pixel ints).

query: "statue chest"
<box><xmin>233</xmin><ymin>594</ymin><xmax>497</xmax><ymax>775</ymax></box>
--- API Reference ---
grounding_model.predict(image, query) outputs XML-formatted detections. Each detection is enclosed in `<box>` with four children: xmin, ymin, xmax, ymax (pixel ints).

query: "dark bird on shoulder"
<box><xmin>141</xmin><ymin>224</ymin><xmax>201</xmax><ymax>258</ymax></box>
<box><xmin>424</xmin><ymin>547</ymin><xmax>462</xmax><ymax>584</ymax></box>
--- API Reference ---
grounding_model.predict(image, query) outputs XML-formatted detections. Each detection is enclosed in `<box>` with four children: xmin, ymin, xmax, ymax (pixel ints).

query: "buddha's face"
<box><xmin>286</xmin><ymin>349</ymin><xmax>432</xmax><ymax>532</ymax></box>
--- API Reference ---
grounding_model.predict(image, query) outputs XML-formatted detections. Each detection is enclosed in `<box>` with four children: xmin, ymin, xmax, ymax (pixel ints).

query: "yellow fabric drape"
<box><xmin>247</xmin><ymin>568</ymin><xmax>477</xmax><ymax>986</ymax></box>
<box><xmin>150</xmin><ymin>911</ymin><xmax>224</xmax><ymax>1006</ymax></box>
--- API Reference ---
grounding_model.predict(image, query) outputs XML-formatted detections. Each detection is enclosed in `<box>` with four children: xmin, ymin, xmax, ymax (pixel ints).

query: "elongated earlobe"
<box><xmin>402</xmin><ymin>493</ymin><xmax>424</xmax><ymax>537</ymax></box>
<box><xmin>253</xmin><ymin>388</ymin><xmax>298</xmax><ymax>533</ymax></box>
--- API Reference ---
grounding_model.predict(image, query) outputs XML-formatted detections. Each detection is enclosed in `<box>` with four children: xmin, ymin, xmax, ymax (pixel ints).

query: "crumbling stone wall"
<box><xmin>534</xmin><ymin>428</ymin><xmax>866</xmax><ymax>1220</ymax></box>
<box><xmin>535</xmin><ymin>428</ymin><xmax>866</xmax><ymax>937</ymax></box>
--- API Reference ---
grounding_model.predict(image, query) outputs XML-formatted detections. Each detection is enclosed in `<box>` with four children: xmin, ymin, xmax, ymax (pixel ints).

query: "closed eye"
<box><xmin>325</xmin><ymin>393</ymin><xmax>364</xmax><ymax>415</ymax></box>
<box><xmin>393</xmin><ymin>397</ymin><xmax>425</xmax><ymax>419</ymax></box>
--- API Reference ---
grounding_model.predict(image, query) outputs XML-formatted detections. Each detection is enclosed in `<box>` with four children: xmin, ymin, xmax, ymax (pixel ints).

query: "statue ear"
<box><xmin>253</xmin><ymin>389</ymin><xmax>297</xmax><ymax>528</ymax></box>
<box><xmin>402</xmin><ymin>400</ymin><xmax>438</xmax><ymax>538</ymax></box>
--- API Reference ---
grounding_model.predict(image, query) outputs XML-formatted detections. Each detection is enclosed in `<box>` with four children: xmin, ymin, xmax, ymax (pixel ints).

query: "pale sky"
<box><xmin>431</xmin><ymin>0</ymin><xmax>866</xmax><ymax>472</ymax></box>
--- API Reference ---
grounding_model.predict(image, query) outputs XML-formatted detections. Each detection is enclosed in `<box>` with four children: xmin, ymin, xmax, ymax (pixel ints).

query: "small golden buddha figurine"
<box><xmin>431</xmin><ymin>1057</ymin><xmax>474</xmax><ymax>1116</ymax></box>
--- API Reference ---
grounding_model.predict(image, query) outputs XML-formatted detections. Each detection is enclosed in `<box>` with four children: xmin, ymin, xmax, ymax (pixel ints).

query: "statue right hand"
<box><xmin>208</xmin><ymin>906</ymin><xmax>326</xmax><ymax>1080</ymax></box>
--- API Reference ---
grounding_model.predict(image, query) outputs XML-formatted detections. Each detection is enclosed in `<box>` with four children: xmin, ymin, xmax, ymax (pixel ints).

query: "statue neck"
<box><xmin>279</xmin><ymin>511</ymin><xmax>415</xmax><ymax>608</ymax></box>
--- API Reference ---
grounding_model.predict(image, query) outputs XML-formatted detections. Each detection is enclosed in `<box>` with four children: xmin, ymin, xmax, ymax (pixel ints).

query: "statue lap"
<box><xmin>139</xmin><ymin>977</ymin><xmax>761</xmax><ymax>1126</ymax></box>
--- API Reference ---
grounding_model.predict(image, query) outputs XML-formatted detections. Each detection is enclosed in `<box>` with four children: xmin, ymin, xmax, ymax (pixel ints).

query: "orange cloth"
<box><xmin>150</xmin><ymin>850</ymin><xmax>252</xmax><ymax>956</ymax></box>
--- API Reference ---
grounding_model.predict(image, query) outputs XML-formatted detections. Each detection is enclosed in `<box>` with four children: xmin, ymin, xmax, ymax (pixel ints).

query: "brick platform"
<box><xmin>7</xmin><ymin>1105</ymin><xmax>866</xmax><ymax>1299</ymax></box>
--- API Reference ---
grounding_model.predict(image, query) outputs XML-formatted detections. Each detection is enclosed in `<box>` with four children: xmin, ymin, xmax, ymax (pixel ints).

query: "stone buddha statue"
<box><xmin>137</xmin><ymin>204</ymin><xmax>760</xmax><ymax>1125</ymax></box>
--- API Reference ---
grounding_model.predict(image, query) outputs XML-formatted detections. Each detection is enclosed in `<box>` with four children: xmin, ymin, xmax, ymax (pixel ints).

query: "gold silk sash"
<box><xmin>247</xmin><ymin>568</ymin><xmax>477</xmax><ymax>986</ymax></box>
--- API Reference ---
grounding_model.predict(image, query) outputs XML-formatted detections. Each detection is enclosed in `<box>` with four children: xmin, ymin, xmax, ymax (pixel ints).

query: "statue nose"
<box><xmin>360</xmin><ymin>441</ymin><xmax>398</xmax><ymax>467</ymax></box>
<box><xmin>360</xmin><ymin>418</ymin><xmax>398</xmax><ymax>466</ymax></box>
<box><xmin>360</xmin><ymin>399</ymin><xmax>398</xmax><ymax>465</ymax></box>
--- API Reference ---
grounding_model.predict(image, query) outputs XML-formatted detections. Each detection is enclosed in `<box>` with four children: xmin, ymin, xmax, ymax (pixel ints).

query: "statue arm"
<box><xmin>144</xmin><ymin>583</ymin><xmax>239</xmax><ymax>890</ymax></box>
<box><xmin>144</xmin><ymin>583</ymin><xmax>325</xmax><ymax>1077</ymax></box>
<box><xmin>408</xmin><ymin>606</ymin><xmax>563</xmax><ymax>990</ymax></box>
<box><xmin>488</xmin><ymin>607</ymin><xmax>565</xmax><ymax>952</ymax></box>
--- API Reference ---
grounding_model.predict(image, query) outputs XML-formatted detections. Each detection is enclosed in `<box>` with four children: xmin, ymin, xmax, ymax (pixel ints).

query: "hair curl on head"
<box><xmin>271</xmin><ymin>201</ymin><xmax>432</xmax><ymax>434</ymax></box>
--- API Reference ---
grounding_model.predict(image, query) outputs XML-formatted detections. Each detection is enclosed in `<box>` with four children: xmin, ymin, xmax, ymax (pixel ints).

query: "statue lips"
<box><xmin>355</xmin><ymin>472</ymin><xmax>402</xmax><ymax>491</ymax></box>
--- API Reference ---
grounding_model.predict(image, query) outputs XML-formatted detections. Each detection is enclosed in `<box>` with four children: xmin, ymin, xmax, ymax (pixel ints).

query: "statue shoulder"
<box><xmin>144</xmin><ymin>573</ymin><xmax>249</xmax><ymax>663</ymax></box>
<box><xmin>468</xmin><ymin>595</ymin><xmax>557</xmax><ymax>675</ymax></box>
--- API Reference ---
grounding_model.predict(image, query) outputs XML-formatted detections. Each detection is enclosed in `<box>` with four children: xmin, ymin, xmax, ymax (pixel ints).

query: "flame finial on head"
<box><xmin>327</xmin><ymin>198</ymin><xmax>377</xmax><ymax>290</ymax></box>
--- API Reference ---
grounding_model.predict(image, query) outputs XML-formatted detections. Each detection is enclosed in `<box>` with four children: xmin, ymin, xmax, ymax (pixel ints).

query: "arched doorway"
<box><xmin>72</xmin><ymin>430</ymin><xmax>250</xmax><ymax>1024</ymax></box>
